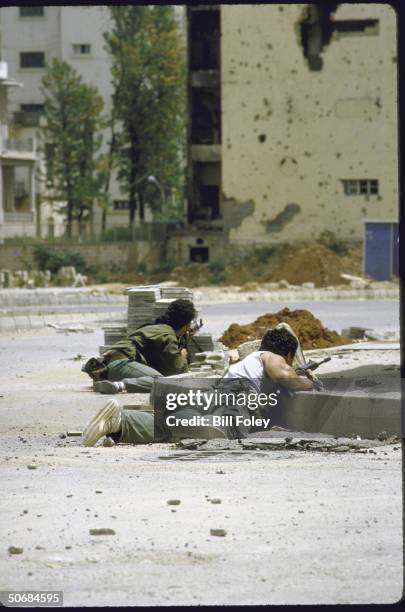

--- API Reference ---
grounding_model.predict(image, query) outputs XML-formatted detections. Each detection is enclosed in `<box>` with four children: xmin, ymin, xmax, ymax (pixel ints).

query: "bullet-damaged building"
<box><xmin>175</xmin><ymin>3</ymin><xmax>398</xmax><ymax>264</ymax></box>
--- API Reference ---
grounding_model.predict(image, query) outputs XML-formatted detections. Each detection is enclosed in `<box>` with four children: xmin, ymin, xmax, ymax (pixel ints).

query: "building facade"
<box><xmin>0</xmin><ymin>5</ymin><xmax>143</xmax><ymax>238</ymax></box>
<box><xmin>179</xmin><ymin>3</ymin><xmax>398</xmax><ymax>264</ymax></box>
<box><xmin>0</xmin><ymin>26</ymin><xmax>38</xmax><ymax>243</ymax></box>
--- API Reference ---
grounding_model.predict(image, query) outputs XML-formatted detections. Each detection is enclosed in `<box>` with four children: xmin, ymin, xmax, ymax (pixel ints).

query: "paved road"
<box><xmin>0</xmin><ymin>322</ymin><xmax>402</xmax><ymax>605</ymax></box>
<box><xmin>200</xmin><ymin>300</ymin><xmax>400</xmax><ymax>337</ymax></box>
<box><xmin>1</xmin><ymin>299</ymin><xmax>399</xmax><ymax>337</ymax></box>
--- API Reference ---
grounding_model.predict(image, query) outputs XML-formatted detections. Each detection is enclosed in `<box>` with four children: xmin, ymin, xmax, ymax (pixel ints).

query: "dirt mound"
<box><xmin>261</xmin><ymin>243</ymin><xmax>362</xmax><ymax>287</ymax></box>
<box><xmin>219</xmin><ymin>307</ymin><xmax>352</xmax><ymax>350</ymax></box>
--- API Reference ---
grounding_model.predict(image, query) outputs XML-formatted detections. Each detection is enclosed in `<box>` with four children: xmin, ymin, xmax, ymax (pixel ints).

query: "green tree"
<box><xmin>41</xmin><ymin>59</ymin><xmax>106</xmax><ymax>238</ymax></box>
<box><xmin>104</xmin><ymin>5</ymin><xmax>186</xmax><ymax>229</ymax></box>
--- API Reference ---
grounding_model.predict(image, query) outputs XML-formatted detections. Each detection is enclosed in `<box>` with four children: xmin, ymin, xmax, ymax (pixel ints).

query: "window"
<box><xmin>342</xmin><ymin>179</ymin><xmax>379</xmax><ymax>196</ymax></box>
<box><xmin>72</xmin><ymin>44</ymin><xmax>91</xmax><ymax>55</ymax></box>
<box><xmin>113</xmin><ymin>200</ymin><xmax>129</xmax><ymax>211</ymax></box>
<box><xmin>17</xmin><ymin>104</ymin><xmax>44</xmax><ymax>127</ymax></box>
<box><xmin>20</xmin><ymin>52</ymin><xmax>45</xmax><ymax>69</ymax></box>
<box><xmin>19</xmin><ymin>7</ymin><xmax>44</xmax><ymax>17</ymax></box>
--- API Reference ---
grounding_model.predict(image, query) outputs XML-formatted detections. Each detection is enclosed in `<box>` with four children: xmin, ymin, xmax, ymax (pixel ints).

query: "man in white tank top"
<box><xmin>225</xmin><ymin>327</ymin><xmax>315</xmax><ymax>393</ymax></box>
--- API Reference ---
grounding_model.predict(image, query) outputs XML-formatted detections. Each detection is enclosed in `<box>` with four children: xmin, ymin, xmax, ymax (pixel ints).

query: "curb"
<box><xmin>0</xmin><ymin>310</ymin><xmax>122</xmax><ymax>333</ymax></box>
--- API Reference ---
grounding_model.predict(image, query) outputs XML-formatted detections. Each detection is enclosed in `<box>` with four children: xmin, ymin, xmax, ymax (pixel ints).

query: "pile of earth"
<box><xmin>87</xmin><ymin>240</ymin><xmax>363</xmax><ymax>289</ymax></box>
<box><xmin>219</xmin><ymin>307</ymin><xmax>352</xmax><ymax>350</ymax></box>
<box><xmin>163</xmin><ymin>242</ymin><xmax>362</xmax><ymax>288</ymax></box>
<box><xmin>254</xmin><ymin>243</ymin><xmax>362</xmax><ymax>287</ymax></box>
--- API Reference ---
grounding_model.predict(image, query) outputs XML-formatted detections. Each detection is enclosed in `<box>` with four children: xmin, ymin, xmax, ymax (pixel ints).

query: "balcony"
<box><xmin>4</xmin><ymin>211</ymin><xmax>34</xmax><ymax>223</ymax></box>
<box><xmin>4</xmin><ymin>138</ymin><xmax>35</xmax><ymax>153</ymax></box>
<box><xmin>0</xmin><ymin>133</ymin><xmax>37</xmax><ymax>162</ymax></box>
<box><xmin>191</xmin><ymin>144</ymin><xmax>221</xmax><ymax>162</ymax></box>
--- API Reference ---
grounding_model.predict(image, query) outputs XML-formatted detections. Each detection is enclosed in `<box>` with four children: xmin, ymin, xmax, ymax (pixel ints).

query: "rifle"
<box><xmin>179</xmin><ymin>318</ymin><xmax>203</xmax><ymax>364</ymax></box>
<box><xmin>295</xmin><ymin>357</ymin><xmax>331</xmax><ymax>391</ymax></box>
<box><xmin>295</xmin><ymin>356</ymin><xmax>331</xmax><ymax>375</ymax></box>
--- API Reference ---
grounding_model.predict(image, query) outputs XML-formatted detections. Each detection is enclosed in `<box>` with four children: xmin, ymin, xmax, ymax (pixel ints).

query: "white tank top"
<box><xmin>225</xmin><ymin>351</ymin><xmax>266</xmax><ymax>392</ymax></box>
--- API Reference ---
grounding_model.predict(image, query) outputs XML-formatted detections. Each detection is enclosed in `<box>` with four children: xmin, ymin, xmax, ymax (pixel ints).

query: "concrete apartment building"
<box><xmin>0</xmin><ymin>4</ymin><xmax>398</xmax><ymax>263</ymax></box>
<box><xmin>180</xmin><ymin>3</ymin><xmax>398</xmax><ymax>264</ymax></box>
<box><xmin>0</xmin><ymin>5</ymin><xmax>134</xmax><ymax>239</ymax></box>
<box><xmin>0</xmin><ymin>22</ymin><xmax>38</xmax><ymax>243</ymax></box>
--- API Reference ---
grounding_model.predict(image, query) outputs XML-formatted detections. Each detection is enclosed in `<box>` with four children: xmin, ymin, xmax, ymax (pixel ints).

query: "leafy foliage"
<box><xmin>33</xmin><ymin>244</ymin><xmax>87</xmax><ymax>274</ymax></box>
<box><xmin>104</xmin><ymin>6</ymin><xmax>186</xmax><ymax>225</ymax></box>
<box><xmin>41</xmin><ymin>59</ymin><xmax>106</xmax><ymax>237</ymax></box>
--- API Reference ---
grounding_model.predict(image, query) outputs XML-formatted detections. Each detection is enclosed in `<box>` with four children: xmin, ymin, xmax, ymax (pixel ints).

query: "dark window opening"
<box><xmin>190</xmin><ymin>246</ymin><xmax>209</xmax><ymax>263</ymax></box>
<box><xmin>198</xmin><ymin>185</ymin><xmax>220</xmax><ymax>220</ymax></box>
<box><xmin>72</xmin><ymin>43</ymin><xmax>91</xmax><ymax>55</ymax></box>
<box><xmin>20</xmin><ymin>52</ymin><xmax>45</xmax><ymax>69</ymax></box>
<box><xmin>113</xmin><ymin>200</ymin><xmax>129</xmax><ymax>211</ymax></box>
<box><xmin>191</xmin><ymin>88</ymin><xmax>221</xmax><ymax>144</ymax></box>
<box><xmin>190</xmin><ymin>10</ymin><xmax>220</xmax><ymax>70</ymax></box>
<box><xmin>20</xmin><ymin>7</ymin><xmax>44</xmax><ymax>17</ymax></box>
<box><xmin>15</xmin><ymin>104</ymin><xmax>44</xmax><ymax>127</ymax></box>
<box><xmin>333</xmin><ymin>19</ymin><xmax>379</xmax><ymax>34</ymax></box>
<box><xmin>189</xmin><ymin>162</ymin><xmax>221</xmax><ymax>223</ymax></box>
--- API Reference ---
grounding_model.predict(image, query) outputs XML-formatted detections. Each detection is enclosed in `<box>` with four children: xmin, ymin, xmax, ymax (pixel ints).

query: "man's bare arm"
<box><xmin>261</xmin><ymin>352</ymin><xmax>313</xmax><ymax>391</ymax></box>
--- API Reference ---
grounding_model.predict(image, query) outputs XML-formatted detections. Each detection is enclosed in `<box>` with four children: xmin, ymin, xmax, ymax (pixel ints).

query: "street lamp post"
<box><xmin>147</xmin><ymin>175</ymin><xmax>166</xmax><ymax>217</ymax></box>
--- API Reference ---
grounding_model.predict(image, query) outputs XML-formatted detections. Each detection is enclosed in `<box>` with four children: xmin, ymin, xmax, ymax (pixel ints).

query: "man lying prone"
<box><xmin>81</xmin><ymin>326</ymin><xmax>315</xmax><ymax>447</ymax></box>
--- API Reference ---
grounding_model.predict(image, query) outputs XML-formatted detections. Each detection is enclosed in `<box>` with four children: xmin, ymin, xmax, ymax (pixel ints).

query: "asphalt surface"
<box><xmin>201</xmin><ymin>299</ymin><xmax>400</xmax><ymax>337</ymax></box>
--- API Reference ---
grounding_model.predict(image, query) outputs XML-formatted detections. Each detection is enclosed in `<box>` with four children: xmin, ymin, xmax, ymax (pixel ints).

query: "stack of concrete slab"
<box><xmin>127</xmin><ymin>285</ymin><xmax>161</xmax><ymax>332</ymax></box>
<box><xmin>104</xmin><ymin>325</ymin><xmax>128</xmax><ymax>345</ymax></box>
<box><xmin>187</xmin><ymin>333</ymin><xmax>215</xmax><ymax>362</ymax></box>
<box><xmin>153</xmin><ymin>298</ymin><xmax>176</xmax><ymax>321</ymax></box>
<box><xmin>160</xmin><ymin>287</ymin><xmax>194</xmax><ymax>301</ymax></box>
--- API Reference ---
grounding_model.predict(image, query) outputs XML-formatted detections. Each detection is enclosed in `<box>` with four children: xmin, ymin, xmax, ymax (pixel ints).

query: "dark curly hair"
<box><xmin>155</xmin><ymin>298</ymin><xmax>196</xmax><ymax>330</ymax></box>
<box><xmin>259</xmin><ymin>327</ymin><xmax>298</xmax><ymax>357</ymax></box>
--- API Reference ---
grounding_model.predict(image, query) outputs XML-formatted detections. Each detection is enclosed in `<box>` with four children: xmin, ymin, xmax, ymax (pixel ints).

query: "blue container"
<box><xmin>364</xmin><ymin>221</ymin><xmax>399</xmax><ymax>281</ymax></box>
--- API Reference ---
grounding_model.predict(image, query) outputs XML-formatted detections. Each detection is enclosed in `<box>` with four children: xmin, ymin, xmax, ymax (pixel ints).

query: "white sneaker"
<box><xmin>82</xmin><ymin>399</ymin><xmax>122</xmax><ymax>447</ymax></box>
<box><xmin>93</xmin><ymin>380</ymin><xmax>126</xmax><ymax>394</ymax></box>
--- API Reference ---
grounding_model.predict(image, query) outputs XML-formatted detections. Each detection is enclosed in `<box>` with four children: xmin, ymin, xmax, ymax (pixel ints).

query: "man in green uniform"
<box><xmin>82</xmin><ymin>299</ymin><xmax>195</xmax><ymax>394</ymax></box>
<box><xmin>81</xmin><ymin>398</ymin><xmax>229</xmax><ymax>447</ymax></box>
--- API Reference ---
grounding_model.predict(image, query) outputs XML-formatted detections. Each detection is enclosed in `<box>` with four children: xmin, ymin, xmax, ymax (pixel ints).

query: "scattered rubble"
<box><xmin>219</xmin><ymin>307</ymin><xmax>351</xmax><ymax>350</ymax></box>
<box><xmin>0</xmin><ymin>266</ymin><xmax>86</xmax><ymax>289</ymax></box>
<box><xmin>175</xmin><ymin>436</ymin><xmax>394</xmax><ymax>453</ymax></box>
<box><xmin>0</xmin><ymin>269</ymin><xmax>51</xmax><ymax>289</ymax></box>
<box><xmin>210</xmin><ymin>529</ymin><xmax>227</xmax><ymax>537</ymax></box>
<box><xmin>8</xmin><ymin>546</ymin><xmax>23</xmax><ymax>555</ymax></box>
<box><xmin>89</xmin><ymin>528</ymin><xmax>115</xmax><ymax>536</ymax></box>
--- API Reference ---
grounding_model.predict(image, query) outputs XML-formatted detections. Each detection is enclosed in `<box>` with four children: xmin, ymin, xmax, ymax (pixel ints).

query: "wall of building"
<box><xmin>220</xmin><ymin>4</ymin><xmax>398</xmax><ymax>244</ymax></box>
<box><xmin>0</xmin><ymin>6</ymin><xmax>134</xmax><ymax>237</ymax></box>
<box><xmin>0</xmin><ymin>240</ymin><xmax>164</xmax><ymax>272</ymax></box>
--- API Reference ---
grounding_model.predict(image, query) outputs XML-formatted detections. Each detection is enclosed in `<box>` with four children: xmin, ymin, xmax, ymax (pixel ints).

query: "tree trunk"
<box><xmin>139</xmin><ymin>191</ymin><xmax>145</xmax><ymax>222</ymax></box>
<box><xmin>128</xmin><ymin>136</ymin><xmax>138</xmax><ymax>232</ymax></box>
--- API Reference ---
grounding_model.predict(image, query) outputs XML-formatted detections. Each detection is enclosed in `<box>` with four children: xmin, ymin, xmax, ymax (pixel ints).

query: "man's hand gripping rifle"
<box><xmin>295</xmin><ymin>356</ymin><xmax>331</xmax><ymax>391</ymax></box>
<box><xmin>179</xmin><ymin>318</ymin><xmax>204</xmax><ymax>364</ymax></box>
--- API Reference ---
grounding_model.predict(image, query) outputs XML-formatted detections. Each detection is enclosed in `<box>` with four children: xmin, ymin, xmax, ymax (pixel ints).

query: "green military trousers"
<box><xmin>110</xmin><ymin>410</ymin><xmax>169</xmax><ymax>445</ymax></box>
<box><xmin>106</xmin><ymin>358</ymin><xmax>162</xmax><ymax>393</ymax></box>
